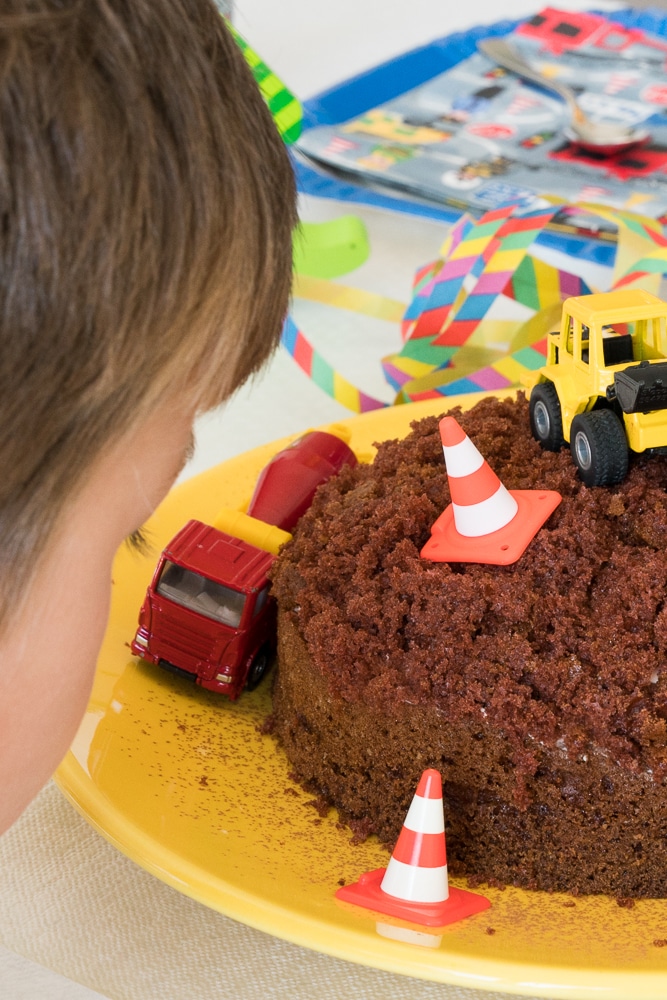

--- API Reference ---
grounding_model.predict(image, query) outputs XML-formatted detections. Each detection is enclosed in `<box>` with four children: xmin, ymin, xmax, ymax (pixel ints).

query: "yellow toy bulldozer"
<box><xmin>527</xmin><ymin>289</ymin><xmax>667</xmax><ymax>487</ymax></box>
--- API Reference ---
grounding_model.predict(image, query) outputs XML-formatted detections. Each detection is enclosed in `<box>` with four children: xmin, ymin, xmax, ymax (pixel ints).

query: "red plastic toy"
<box><xmin>131</xmin><ymin>430</ymin><xmax>356</xmax><ymax>698</ymax></box>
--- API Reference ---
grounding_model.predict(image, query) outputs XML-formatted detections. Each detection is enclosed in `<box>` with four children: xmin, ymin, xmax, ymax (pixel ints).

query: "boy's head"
<box><xmin>0</xmin><ymin>0</ymin><xmax>296</xmax><ymax>831</ymax></box>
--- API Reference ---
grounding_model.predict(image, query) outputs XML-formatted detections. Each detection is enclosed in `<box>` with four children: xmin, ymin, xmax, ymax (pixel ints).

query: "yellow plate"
<box><xmin>56</xmin><ymin>393</ymin><xmax>667</xmax><ymax>1000</ymax></box>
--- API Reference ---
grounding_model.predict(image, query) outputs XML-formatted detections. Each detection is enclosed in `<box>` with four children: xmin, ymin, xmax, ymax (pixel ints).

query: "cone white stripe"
<box><xmin>442</xmin><ymin>436</ymin><xmax>484</xmax><ymax>478</ymax></box>
<box><xmin>403</xmin><ymin>795</ymin><xmax>445</xmax><ymax>835</ymax></box>
<box><xmin>452</xmin><ymin>483</ymin><xmax>519</xmax><ymax>537</ymax></box>
<box><xmin>381</xmin><ymin>857</ymin><xmax>449</xmax><ymax>903</ymax></box>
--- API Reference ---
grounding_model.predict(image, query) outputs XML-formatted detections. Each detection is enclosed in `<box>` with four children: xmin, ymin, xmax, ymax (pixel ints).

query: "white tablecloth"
<box><xmin>0</xmin><ymin>1</ymin><xmax>646</xmax><ymax>997</ymax></box>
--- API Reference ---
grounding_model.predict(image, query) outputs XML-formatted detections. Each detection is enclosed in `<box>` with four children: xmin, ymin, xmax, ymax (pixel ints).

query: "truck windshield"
<box><xmin>156</xmin><ymin>561</ymin><xmax>246</xmax><ymax>628</ymax></box>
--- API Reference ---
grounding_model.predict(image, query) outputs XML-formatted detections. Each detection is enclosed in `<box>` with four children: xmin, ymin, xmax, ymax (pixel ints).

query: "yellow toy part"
<box><xmin>211</xmin><ymin>508</ymin><xmax>292</xmax><ymax>556</ymax></box>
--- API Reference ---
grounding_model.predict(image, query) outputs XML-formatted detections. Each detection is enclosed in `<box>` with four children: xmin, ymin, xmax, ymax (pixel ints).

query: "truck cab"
<box><xmin>132</xmin><ymin>521</ymin><xmax>276</xmax><ymax>698</ymax></box>
<box><xmin>130</xmin><ymin>429</ymin><xmax>358</xmax><ymax>698</ymax></box>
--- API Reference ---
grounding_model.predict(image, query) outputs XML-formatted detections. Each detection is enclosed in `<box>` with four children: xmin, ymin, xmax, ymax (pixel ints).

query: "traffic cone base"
<box><xmin>421</xmin><ymin>488</ymin><xmax>562</xmax><ymax>566</ymax></box>
<box><xmin>335</xmin><ymin>868</ymin><xmax>490</xmax><ymax>928</ymax></box>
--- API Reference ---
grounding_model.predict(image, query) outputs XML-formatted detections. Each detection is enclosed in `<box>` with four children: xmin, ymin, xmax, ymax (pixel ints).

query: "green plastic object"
<box><xmin>228</xmin><ymin>21</ymin><xmax>302</xmax><ymax>144</ymax></box>
<box><xmin>293</xmin><ymin>216</ymin><xmax>371</xmax><ymax>279</ymax></box>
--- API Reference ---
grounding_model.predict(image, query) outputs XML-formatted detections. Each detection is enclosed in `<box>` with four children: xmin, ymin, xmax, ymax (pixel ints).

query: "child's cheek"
<box><xmin>0</xmin><ymin>542</ymin><xmax>113</xmax><ymax>834</ymax></box>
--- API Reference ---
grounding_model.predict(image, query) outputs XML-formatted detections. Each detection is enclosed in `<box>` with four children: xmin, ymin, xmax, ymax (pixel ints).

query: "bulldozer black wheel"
<box><xmin>530</xmin><ymin>382</ymin><xmax>564</xmax><ymax>451</ymax></box>
<box><xmin>570</xmin><ymin>409</ymin><xmax>628</xmax><ymax>487</ymax></box>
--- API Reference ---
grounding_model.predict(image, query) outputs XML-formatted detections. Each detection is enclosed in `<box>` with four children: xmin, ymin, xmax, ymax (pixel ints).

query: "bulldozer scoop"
<box><xmin>614</xmin><ymin>361</ymin><xmax>667</xmax><ymax>414</ymax></box>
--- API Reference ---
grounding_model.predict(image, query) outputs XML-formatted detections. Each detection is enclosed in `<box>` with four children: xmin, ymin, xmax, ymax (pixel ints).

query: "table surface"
<box><xmin>0</xmin><ymin>1</ymin><xmax>654</xmax><ymax>997</ymax></box>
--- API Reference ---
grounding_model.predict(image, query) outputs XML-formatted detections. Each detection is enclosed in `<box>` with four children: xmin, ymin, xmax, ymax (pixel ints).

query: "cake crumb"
<box><xmin>485</xmin><ymin>927</ymin><xmax>496</xmax><ymax>936</ymax></box>
<box><xmin>348</xmin><ymin>817</ymin><xmax>375</xmax><ymax>845</ymax></box>
<box><xmin>466</xmin><ymin>875</ymin><xmax>505</xmax><ymax>891</ymax></box>
<box><xmin>258</xmin><ymin>715</ymin><xmax>275</xmax><ymax>735</ymax></box>
<box><xmin>562</xmin><ymin>900</ymin><xmax>576</xmax><ymax>908</ymax></box>
<box><xmin>653</xmin><ymin>939</ymin><xmax>667</xmax><ymax>947</ymax></box>
<box><xmin>306</xmin><ymin>796</ymin><xmax>330</xmax><ymax>818</ymax></box>
<box><xmin>607</xmin><ymin>494</ymin><xmax>625</xmax><ymax>517</ymax></box>
<box><xmin>616</xmin><ymin>897</ymin><xmax>636</xmax><ymax>909</ymax></box>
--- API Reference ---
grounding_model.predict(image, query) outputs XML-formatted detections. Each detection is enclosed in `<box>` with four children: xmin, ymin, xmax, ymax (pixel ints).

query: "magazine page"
<box><xmin>297</xmin><ymin>7</ymin><xmax>667</xmax><ymax>221</ymax></box>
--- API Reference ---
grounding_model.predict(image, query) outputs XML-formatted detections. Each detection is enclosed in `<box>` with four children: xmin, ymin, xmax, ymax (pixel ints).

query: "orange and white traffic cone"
<box><xmin>380</xmin><ymin>768</ymin><xmax>449</xmax><ymax>904</ymax></box>
<box><xmin>420</xmin><ymin>416</ymin><xmax>561</xmax><ymax>566</ymax></box>
<box><xmin>335</xmin><ymin>769</ymin><xmax>490</xmax><ymax>928</ymax></box>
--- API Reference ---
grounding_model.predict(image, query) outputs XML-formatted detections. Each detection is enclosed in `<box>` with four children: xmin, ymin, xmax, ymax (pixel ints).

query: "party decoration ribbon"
<box><xmin>283</xmin><ymin>203</ymin><xmax>667</xmax><ymax>412</ymax></box>
<box><xmin>228</xmin><ymin>21</ymin><xmax>302</xmax><ymax>144</ymax></box>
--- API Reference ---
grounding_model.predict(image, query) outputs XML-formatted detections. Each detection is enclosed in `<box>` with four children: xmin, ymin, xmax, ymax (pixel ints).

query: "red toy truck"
<box><xmin>130</xmin><ymin>430</ymin><xmax>357</xmax><ymax>699</ymax></box>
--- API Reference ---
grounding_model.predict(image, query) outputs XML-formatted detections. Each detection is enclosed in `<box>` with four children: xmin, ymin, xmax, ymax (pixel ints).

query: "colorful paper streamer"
<box><xmin>228</xmin><ymin>22</ymin><xmax>302</xmax><ymax>144</ymax></box>
<box><xmin>281</xmin><ymin>316</ymin><xmax>387</xmax><ymax>414</ymax></box>
<box><xmin>283</xmin><ymin>203</ymin><xmax>667</xmax><ymax>412</ymax></box>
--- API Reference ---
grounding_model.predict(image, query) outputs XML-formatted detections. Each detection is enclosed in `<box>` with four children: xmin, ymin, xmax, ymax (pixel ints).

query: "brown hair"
<box><xmin>0</xmin><ymin>0</ymin><xmax>296</xmax><ymax>625</ymax></box>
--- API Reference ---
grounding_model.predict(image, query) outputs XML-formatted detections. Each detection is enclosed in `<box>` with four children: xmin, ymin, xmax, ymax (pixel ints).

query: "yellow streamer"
<box><xmin>292</xmin><ymin>274</ymin><xmax>406</xmax><ymax>323</ymax></box>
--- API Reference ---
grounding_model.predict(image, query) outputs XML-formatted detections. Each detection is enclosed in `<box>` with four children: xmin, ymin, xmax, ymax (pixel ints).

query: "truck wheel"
<box><xmin>570</xmin><ymin>410</ymin><xmax>629</xmax><ymax>487</ymax></box>
<box><xmin>529</xmin><ymin>382</ymin><xmax>564</xmax><ymax>451</ymax></box>
<box><xmin>245</xmin><ymin>646</ymin><xmax>272</xmax><ymax>691</ymax></box>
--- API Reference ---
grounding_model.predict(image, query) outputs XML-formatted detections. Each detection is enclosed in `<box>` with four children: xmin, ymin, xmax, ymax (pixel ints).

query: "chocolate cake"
<box><xmin>270</xmin><ymin>394</ymin><xmax>667</xmax><ymax>898</ymax></box>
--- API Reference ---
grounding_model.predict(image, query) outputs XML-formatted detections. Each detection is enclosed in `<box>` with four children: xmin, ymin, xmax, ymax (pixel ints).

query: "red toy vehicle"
<box><xmin>130</xmin><ymin>430</ymin><xmax>356</xmax><ymax>699</ymax></box>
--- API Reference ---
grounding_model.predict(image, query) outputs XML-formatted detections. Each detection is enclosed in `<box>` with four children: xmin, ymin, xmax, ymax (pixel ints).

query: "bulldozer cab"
<box><xmin>561</xmin><ymin>291</ymin><xmax>667</xmax><ymax>369</ymax></box>
<box><xmin>563</xmin><ymin>313</ymin><xmax>635</xmax><ymax>369</ymax></box>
